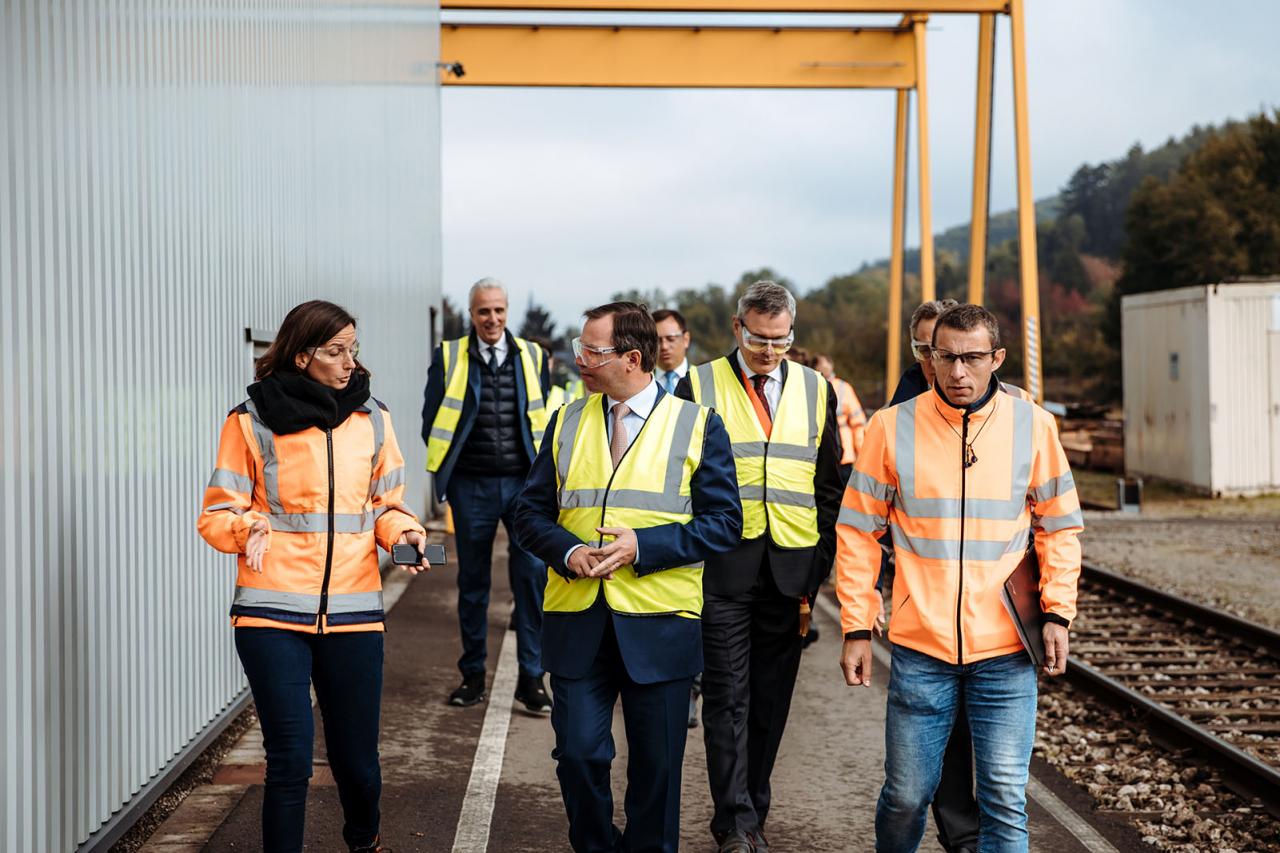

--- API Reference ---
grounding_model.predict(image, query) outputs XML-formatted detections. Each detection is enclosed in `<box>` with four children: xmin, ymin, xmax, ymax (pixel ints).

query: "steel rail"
<box><xmin>1068</xmin><ymin>562</ymin><xmax>1280</xmax><ymax>817</ymax></box>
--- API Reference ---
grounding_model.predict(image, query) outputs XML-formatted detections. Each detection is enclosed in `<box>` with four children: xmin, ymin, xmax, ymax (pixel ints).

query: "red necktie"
<box><xmin>751</xmin><ymin>374</ymin><xmax>772</xmax><ymax>420</ymax></box>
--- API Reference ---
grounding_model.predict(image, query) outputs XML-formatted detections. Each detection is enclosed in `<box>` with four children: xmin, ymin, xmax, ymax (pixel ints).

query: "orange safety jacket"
<box><xmin>198</xmin><ymin>397</ymin><xmax>424</xmax><ymax>633</ymax></box>
<box><xmin>830</xmin><ymin>375</ymin><xmax>867</xmax><ymax>466</ymax></box>
<box><xmin>835</xmin><ymin>383</ymin><xmax>1083</xmax><ymax>664</ymax></box>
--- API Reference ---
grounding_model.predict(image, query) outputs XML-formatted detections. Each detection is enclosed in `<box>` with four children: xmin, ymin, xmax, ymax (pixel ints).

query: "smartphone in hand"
<box><xmin>391</xmin><ymin>543</ymin><xmax>447</xmax><ymax>566</ymax></box>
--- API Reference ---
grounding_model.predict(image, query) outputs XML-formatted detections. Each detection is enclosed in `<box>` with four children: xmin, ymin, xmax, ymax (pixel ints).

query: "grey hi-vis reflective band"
<box><xmin>555</xmin><ymin>395</ymin><xmax>701</xmax><ymax>517</ymax></box>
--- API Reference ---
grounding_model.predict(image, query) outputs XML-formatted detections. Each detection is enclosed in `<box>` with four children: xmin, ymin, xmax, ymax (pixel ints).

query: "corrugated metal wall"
<box><xmin>1206</xmin><ymin>282</ymin><xmax>1280</xmax><ymax>494</ymax></box>
<box><xmin>0</xmin><ymin>2</ymin><xmax>441</xmax><ymax>849</ymax></box>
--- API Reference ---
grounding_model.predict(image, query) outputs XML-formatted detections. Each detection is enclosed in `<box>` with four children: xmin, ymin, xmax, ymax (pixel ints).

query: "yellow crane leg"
<box><xmin>1009</xmin><ymin>0</ymin><xmax>1042</xmax><ymax>402</ymax></box>
<box><xmin>966</xmin><ymin>12</ymin><xmax>995</xmax><ymax>306</ymax></box>
<box><xmin>912</xmin><ymin>15</ymin><xmax>935</xmax><ymax>303</ymax></box>
<box><xmin>886</xmin><ymin>89</ymin><xmax>910</xmax><ymax>400</ymax></box>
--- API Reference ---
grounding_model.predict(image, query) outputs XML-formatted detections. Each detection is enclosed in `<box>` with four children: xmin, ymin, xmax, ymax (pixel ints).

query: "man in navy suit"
<box><xmin>515</xmin><ymin>302</ymin><xmax>742</xmax><ymax>853</ymax></box>
<box><xmin>422</xmin><ymin>278</ymin><xmax>554</xmax><ymax>711</ymax></box>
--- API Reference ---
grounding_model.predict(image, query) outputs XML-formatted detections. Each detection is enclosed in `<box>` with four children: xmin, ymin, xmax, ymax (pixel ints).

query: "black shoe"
<box><xmin>716</xmin><ymin>829</ymin><xmax>753</xmax><ymax>853</ymax></box>
<box><xmin>514</xmin><ymin>673</ymin><xmax>552</xmax><ymax>713</ymax></box>
<box><xmin>750</xmin><ymin>828</ymin><xmax>770</xmax><ymax>852</ymax></box>
<box><xmin>802</xmin><ymin>624</ymin><xmax>820</xmax><ymax>649</ymax></box>
<box><xmin>350</xmin><ymin>835</ymin><xmax>392</xmax><ymax>853</ymax></box>
<box><xmin>449</xmin><ymin>673</ymin><xmax>487</xmax><ymax>707</ymax></box>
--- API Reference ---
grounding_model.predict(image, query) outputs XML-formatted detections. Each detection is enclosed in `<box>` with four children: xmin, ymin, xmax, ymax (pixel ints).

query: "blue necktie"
<box><xmin>663</xmin><ymin>371</ymin><xmax>676</xmax><ymax>393</ymax></box>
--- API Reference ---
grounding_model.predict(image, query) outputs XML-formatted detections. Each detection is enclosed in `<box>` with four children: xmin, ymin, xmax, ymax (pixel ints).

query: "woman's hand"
<box><xmin>397</xmin><ymin>530</ymin><xmax>432</xmax><ymax>575</ymax></box>
<box><xmin>245</xmin><ymin>521</ymin><xmax>271</xmax><ymax>573</ymax></box>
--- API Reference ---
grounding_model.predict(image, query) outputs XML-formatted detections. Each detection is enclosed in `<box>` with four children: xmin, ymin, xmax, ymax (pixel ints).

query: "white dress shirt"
<box><xmin>736</xmin><ymin>351</ymin><xmax>783</xmax><ymax>415</ymax></box>
<box><xmin>479</xmin><ymin>333</ymin><xmax>509</xmax><ymax>366</ymax></box>
<box><xmin>657</xmin><ymin>359</ymin><xmax>688</xmax><ymax>395</ymax></box>
<box><xmin>564</xmin><ymin>377</ymin><xmax>659</xmax><ymax>566</ymax></box>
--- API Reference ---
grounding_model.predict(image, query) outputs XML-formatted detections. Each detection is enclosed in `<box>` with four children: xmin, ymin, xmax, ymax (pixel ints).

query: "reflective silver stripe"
<box><xmin>560</xmin><ymin>488</ymin><xmax>693</xmax><ymax>515</ymax></box>
<box><xmin>803</xmin><ymin>366</ymin><xmax>819</xmax><ymax>444</ymax></box>
<box><xmin>766</xmin><ymin>488</ymin><xmax>817</xmax><ymax>509</ymax></box>
<box><xmin>442</xmin><ymin>338</ymin><xmax>463</xmax><ymax>389</ymax></box>
<box><xmin>555</xmin><ymin>398</ymin><xmax>590</xmax><ymax>485</ymax></box>
<box><xmin>208</xmin><ymin>467</ymin><xmax>253</xmax><ymax>494</ymax></box>
<box><xmin>269</xmin><ymin>511</ymin><xmax>376</xmax><ymax>534</ymax></box>
<box><xmin>890</xmin><ymin>524</ymin><xmax>1031</xmax><ymax>562</ymax></box>
<box><xmin>1038</xmin><ymin>510</ymin><xmax>1083</xmax><ymax>533</ymax></box>
<box><xmin>767</xmin><ymin>443</ymin><xmax>819</xmax><ymax>463</ymax></box>
<box><xmin>739</xmin><ymin>484</ymin><xmax>765</xmax><ymax>502</ymax></box>
<box><xmin>732</xmin><ymin>441</ymin><xmax>767</xmax><ymax>459</ymax></box>
<box><xmin>894</xmin><ymin>396</ymin><xmax>1036</xmax><ymax>521</ymax></box>
<box><xmin>233</xmin><ymin>586</ymin><xmax>320</xmax><ymax>612</ymax></box>
<box><xmin>441</xmin><ymin>397</ymin><xmax>464</xmax><ymax>411</ymax></box>
<box><xmin>429</xmin><ymin>426</ymin><xmax>454</xmax><ymax>442</ymax></box>
<box><xmin>847</xmin><ymin>470</ymin><xmax>895</xmax><ymax>504</ymax></box>
<box><xmin>367</xmin><ymin>402</ymin><xmax>386</xmax><ymax>490</ymax></box>
<box><xmin>851</xmin><ymin>408</ymin><xmax>865</xmax><ymax>419</ymax></box>
<box><xmin>203</xmin><ymin>502</ymin><xmax>245</xmax><ymax>515</ymax></box>
<box><xmin>244</xmin><ymin>400</ymin><xmax>284</xmax><ymax>514</ymax></box>
<box><xmin>1030</xmin><ymin>470</ymin><xmax>1076</xmax><ymax>504</ymax></box>
<box><xmin>327</xmin><ymin>590</ymin><xmax>386</xmax><ymax>614</ymax></box>
<box><xmin>665</xmin><ymin>401</ymin><xmax>700</xmax><ymax>496</ymax></box>
<box><xmin>694</xmin><ymin>362</ymin><xmax>717</xmax><ymax>410</ymax></box>
<box><xmin>1005</xmin><ymin>527</ymin><xmax>1031</xmax><ymax>555</ymax></box>
<box><xmin>372</xmin><ymin>467</ymin><xmax>405</xmax><ymax>498</ymax></box>
<box><xmin>838</xmin><ymin>505</ymin><xmax>887</xmax><ymax>534</ymax></box>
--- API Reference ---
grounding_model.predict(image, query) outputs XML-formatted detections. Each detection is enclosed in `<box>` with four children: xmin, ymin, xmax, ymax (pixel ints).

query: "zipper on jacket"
<box><xmin>317</xmin><ymin>428</ymin><xmax>336</xmax><ymax>633</ymax></box>
<box><xmin>957</xmin><ymin>410</ymin><xmax>969</xmax><ymax>665</ymax></box>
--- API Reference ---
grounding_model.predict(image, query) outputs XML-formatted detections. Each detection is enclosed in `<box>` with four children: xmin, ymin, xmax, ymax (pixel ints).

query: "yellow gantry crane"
<box><xmin>440</xmin><ymin>0</ymin><xmax>1044</xmax><ymax>402</ymax></box>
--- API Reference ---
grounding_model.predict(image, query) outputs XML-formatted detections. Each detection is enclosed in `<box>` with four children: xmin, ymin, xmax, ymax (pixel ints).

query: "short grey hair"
<box><xmin>469</xmin><ymin>276</ymin><xmax>507</xmax><ymax>306</ymax></box>
<box><xmin>736</xmin><ymin>280</ymin><xmax>796</xmax><ymax>322</ymax></box>
<box><xmin>909</xmin><ymin>298</ymin><xmax>958</xmax><ymax>338</ymax></box>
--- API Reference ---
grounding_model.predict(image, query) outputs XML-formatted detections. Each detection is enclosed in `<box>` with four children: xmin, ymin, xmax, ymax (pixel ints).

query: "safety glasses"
<box><xmin>739</xmin><ymin>325</ymin><xmax>794</xmax><ymax>355</ymax></box>
<box><xmin>931</xmin><ymin>348</ymin><xmax>999</xmax><ymax>368</ymax></box>
<box><xmin>571</xmin><ymin>336</ymin><xmax>621</xmax><ymax>369</ymax></box>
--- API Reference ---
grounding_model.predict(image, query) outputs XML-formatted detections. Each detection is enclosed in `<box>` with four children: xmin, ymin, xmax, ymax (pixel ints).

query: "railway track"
<box><xmin>1069</xmin><ymin>562</ymin><xmax>1280</xmax><ymax>818</ymax></box>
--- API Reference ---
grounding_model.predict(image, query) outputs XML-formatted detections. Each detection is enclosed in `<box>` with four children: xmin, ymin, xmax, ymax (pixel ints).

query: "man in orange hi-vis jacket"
<box><xmin>835</xmin><ymin>303</ymin><xmax>1083</xmax><ymax>853</ymax></box>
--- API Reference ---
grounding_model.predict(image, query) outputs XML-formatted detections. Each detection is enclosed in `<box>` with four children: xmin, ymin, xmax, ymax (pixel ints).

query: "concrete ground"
<box><xmin>143</xmin><ymin>532</ymin><xmax>1135</xmax><ymax>852</ymax></box>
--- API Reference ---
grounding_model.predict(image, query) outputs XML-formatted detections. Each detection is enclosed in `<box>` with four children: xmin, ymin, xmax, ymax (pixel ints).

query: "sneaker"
<box><xmin>350</xmin><ymin>835</ymin><xmax>392</xmax><ymax>852</ymax></box>
<box><xmin>750</xmin><ymin>828</ymin><xmax>770</xmax><ymax>852</ymax></box>
<box><xmin>449</xmin><ymin>673</ymin><xmax>487</xmax><ymax>707</ymax></box>
<box><xmin>514</xmin><ymin>673</ymin><xmax>553</xmax><ymax>713</ymax></box>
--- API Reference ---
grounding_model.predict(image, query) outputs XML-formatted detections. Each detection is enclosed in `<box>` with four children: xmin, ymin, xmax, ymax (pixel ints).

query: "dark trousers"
<box><xmin>235</xmin><ymin>628</ymin><xmax>384</xmax><ymax>853</ymax></box>
<box><xmin>448</xmin><ymin>471</ymin><xmax>545</xmax><ymax>678</ymax></box>
<box><xmin>932</xmin><ymin>701</ymin><xmax>980</xmax><ymax>851</ymax></box>
<box><xmin>701</xmin><ymin>559</ymin><xmax>803</xmax><ymax>838</ymax></box>
<box><xmin>549</xmin><ymin>618</ymin><xmax>693</xmax><ymax>853</ymax></box>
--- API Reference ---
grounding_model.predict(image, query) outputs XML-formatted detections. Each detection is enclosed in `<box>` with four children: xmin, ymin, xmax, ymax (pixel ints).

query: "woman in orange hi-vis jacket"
<box><xmin>198</xmin><ymin>300</ymin><xmax>430</xmax><ymax>853</ymax></box>
<box><xmin>814</xmin><ymin>353</ymin><xmax>867</xmax><ymax>474</ymax></box>
<box><xmin>834</xmin><ymin>304</ymin><xmax>1082</xmax><ymax>853</ymax></box>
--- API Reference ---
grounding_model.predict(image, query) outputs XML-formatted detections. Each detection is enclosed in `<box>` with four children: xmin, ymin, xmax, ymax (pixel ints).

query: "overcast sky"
<box><xmin>440</xmin><ymin>0</ymin><xmax>1280</xmax><ymax>331</ymax></box>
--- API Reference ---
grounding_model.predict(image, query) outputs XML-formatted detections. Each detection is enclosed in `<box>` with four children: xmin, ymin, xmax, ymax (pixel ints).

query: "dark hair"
<box><xmin>787</xmin><ymin>346</ymin><xmax>813</xmax><ymax>367</ymax></box>
<box><xmin>254</xmin><ymin>300</ymin><xmax>366</xmax><ymax>380</ymax></box>
<box><xmin>651</xmin><ymin>308</ymin><xmax>688</xmax><ymax>333</ymax></box>
<box><xmin>933</xmin><ymin>303</ymin><xmax>1001</xmax><ymax>349</ymax></box>
<box><xmin>909</xmin><ymin>298</ymin><xmax>959</xmax><ymax>338</ymax></box>
<box><xmin>583</xmin><ymin>301</ymin><xmax>658</xmax><ymax>373</ymax></box>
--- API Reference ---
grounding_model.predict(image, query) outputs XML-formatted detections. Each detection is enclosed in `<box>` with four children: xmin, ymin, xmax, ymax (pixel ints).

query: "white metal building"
<box><xmin>1</xmin><ymin>3</ymin><xmax>443</xmax><ymax>849</ymax></box>
<box><xmin>1121</xmin><ymin>281</ymin><xmax>1280</xmax><ymax>496</ymax></box>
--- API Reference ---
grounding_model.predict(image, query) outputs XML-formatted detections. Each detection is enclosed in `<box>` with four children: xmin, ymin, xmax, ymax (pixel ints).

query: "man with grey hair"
<box><xmin>677</xmin><ymin>280</ymin><xmax>844</xmax><ymax>853</ymax></box>
<box><xmin>422</xmin><ymin>277</ymin><xmax>554</xmax><ymax>712</ymax></box>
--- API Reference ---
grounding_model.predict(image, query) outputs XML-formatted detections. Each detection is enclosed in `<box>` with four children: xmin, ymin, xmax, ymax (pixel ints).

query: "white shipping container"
<box><xmin>1122</xmin><ymin>281</ymin><xmax>1280</xmax><ymax>496</ymax></box>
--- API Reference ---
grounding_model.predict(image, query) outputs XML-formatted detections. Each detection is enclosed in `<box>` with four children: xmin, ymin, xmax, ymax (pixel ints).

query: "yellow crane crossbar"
<box><xmin>440</xmin><ymin>24</ymin><xmax>917</xmax><ymax>89</ymax></box>
<box><xmin>441</xmin><ymin>0</ymin><xmax>1005</xmax><ymax>12</ymax></box>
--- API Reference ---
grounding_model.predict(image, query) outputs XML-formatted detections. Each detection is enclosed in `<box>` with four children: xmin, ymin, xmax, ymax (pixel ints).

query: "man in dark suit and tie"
<box><xmin>515</xmin><ymin>301</ymin><xmax>742</xmax><ymax>853</ymax></box>
<box><xmin>676</xmin><ymin>281</ymin><xmax>844</xmax><ymax>853</ymax></box>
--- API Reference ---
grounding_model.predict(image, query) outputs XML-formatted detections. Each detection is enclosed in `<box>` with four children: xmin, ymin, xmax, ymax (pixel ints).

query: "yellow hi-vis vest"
<box><xmin>546</xmin><ymin>386</ymin><xmax>568</xmax><ymax>412</ymax></box>
<box><xmin>545</xmin><ymin>392</ymin><xmax>709</xmax><ymax>618</ymax></box>
<box><xmin>426</xmin><ymin>335</ymin><xmax>548</xmax><ymax>472</ymax></box>
<box><xmin>564</xmin><ymin>379</ymin><xmax>586</xmax><ymax>403</ymax></box>
<box><xmin>688</xmin><ymin>357</ymin><xmax>827</xmax><ymax>547</ymax></box>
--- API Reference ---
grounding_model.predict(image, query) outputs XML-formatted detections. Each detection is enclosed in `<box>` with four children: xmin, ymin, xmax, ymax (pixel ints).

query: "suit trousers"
<box><xmin>701</xmin><ymin>555</ymin><xmax>803</xmax><ymax>838</ymax></box>
<box><xmin>550</xmin><ymin>616</ymin><xmax>693</xmax><ymax>853</ymax></box>
<box><xmin>447</xmin><ymin>472</ymin><xmax>545</xmax><ymax>678</ymax></box>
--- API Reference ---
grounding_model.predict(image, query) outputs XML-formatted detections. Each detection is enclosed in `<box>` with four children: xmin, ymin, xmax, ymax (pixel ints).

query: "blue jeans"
<box><xmin>235</xmin><ymin>628</ymin><xmax>384</xmax><ymax>853</ymax></box>
<box><xmin>448</xmin><ymin>472</ymin><xmax>545</xmax><ymax>678</ymax></box>
<box><xmin>876</xmin><ymin>644</ymin><xmax>1037</xmax><ymax>853</ymax></box>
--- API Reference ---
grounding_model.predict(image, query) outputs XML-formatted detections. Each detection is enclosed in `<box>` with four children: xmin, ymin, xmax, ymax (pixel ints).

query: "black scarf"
<box><xmin>248</xmin><ymin>370</ymin><xmax>371</xmax><ymax>435</ymax></box>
